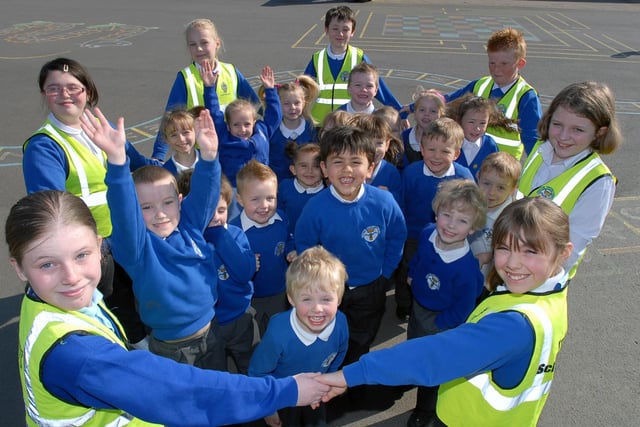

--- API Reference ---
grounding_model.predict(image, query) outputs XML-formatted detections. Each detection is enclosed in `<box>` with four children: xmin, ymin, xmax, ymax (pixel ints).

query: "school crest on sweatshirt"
<box><xmin>361</xmin><ymin>225</ymin><xmax>380</xmax><ymax>243</ymax></box>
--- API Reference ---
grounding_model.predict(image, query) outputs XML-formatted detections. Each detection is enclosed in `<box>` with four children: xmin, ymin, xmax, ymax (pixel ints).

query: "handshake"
<box><xmin>293</xmin><ymin>370</ymin><xmax>349</xmax><ymax>407</ymax></box>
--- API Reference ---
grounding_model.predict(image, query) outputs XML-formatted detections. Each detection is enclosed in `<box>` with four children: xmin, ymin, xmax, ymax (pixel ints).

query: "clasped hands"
<box><xmin>294</xmin><ymin>370</ymin><xmax>348</xmax><ymax>408</ymax></box>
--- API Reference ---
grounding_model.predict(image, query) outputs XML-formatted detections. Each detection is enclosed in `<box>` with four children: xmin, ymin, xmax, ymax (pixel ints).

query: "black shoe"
<box><xmin>396</xmin><ymin>306</ymin><xmax>410</xmax><ymax>322</ymax></box>
<box><xmin>407</xmin><ymin>409</ymin><xmax>435</xmax><ymax>427</ymax></box>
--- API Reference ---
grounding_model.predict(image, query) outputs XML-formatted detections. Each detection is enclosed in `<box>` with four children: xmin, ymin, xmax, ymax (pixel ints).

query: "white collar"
<box><xmin>463</xmin><ymin>137</ymin><xmax>482</xmax><ymax>148</ymax></box>
<box><xmin>171</xmin><ymin>150</ymin><xmax>199</xmax><ymax>173</ymax></box>
<box><xmin>239</xmin><ymin>210</ymin><xmax>282</xmax><ymax>231</ymax></box>
<box><xmin>345</xmin><ymin>102</ymin><xmax>375</xmax><ymax>114</ymax></box>
<box><xmin>368</xmin><ymin>160</ymin><xmax>383</xmax><ymax>183</ymax></box>
<box><xmin>290</xmin><ymin>308</ymin><xmax>336</xmax><ymax>346</ymax></box>
<box><xmin>293</xmin><ymin>178</ymin><xmax>324</xmax><ymax>194</ymax></box>
<box><xmin>429</xmin><ymin>228</ymin><xmax>470</xmax><ymax>263</ymax></box>
<box><xmin>326</xmin><ymin>45</ymin><xmax>347</xmax><ymax>61</ymax></box>
<box><xmin>496</xmin><ymin>269</ymin><xmax>568</xmax><ymax>294</ymax></box>
<box><xmin>279</xmin><ymin>118</ymin><xmax>307</xmax><ymax>140</ymax></box>
<box><xmin>539</xmin><ymin>140</ymin><xmax>593</xmax><ymax>168</ymax></box>
<box><xmin>423</xmin><ymin>162</ymin><xmax>455</xmax><ymax>178</ymax></box>
<box><xmin>50</xmin><ymin>113</ymin><xmax>102</xmax><ymax>158</ymax></box>
<box><xmin>329</xmin><ymin>184</ymin><xmax>365</xmax><ymax>203</ymax></box>
<box><xmin>408</xmin><ymin>127</ymin><xmax>421</xmax><ymax>151</ymax></box>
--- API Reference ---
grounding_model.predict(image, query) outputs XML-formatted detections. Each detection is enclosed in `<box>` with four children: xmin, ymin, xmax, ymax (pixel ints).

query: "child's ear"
<box><xmin>289</xmin><ymin>164</ymin><xmax>297</xmax><ymax>176</ymax></box>
<box><xmin>320</xmin><ymin>161</ymin><xmax>328</xmax><ymax>178</ymax></box>
<box><xmin>236</xmin><ymin>193</ymin><xmax>245</xmax><ymax>208</ymax></box>
<box><xmin>453</xmin><ymin>148</ymin><xmax>462</xmax><ymax>160</ymax></box>
<box><xmin>516</xmin><ymin>57</ymin><xmax>527</xmax><ymax>69</ymax></box>
<box><xmin>365</xmin><ymin>160</ymin><xmax>375</xmax><ymax>179</ymax></box>
<box><xmin>597</xmin><ymin>126</ymin><xmax>609</xmax><ymax>138</ymax></box>
<box><xmin>287</xmin><ymin>294</ymin><xmax>295</xmax><ymax>307</ymax></box>
<box><xmin>9</xmin><ymin>258</ymin><xmax>27</xmax><ymax>282</ymax></box>
<box><xmin>560</xmin><ymin>242</ymin><xmax>574</xmax><ymax>264</ymax></box>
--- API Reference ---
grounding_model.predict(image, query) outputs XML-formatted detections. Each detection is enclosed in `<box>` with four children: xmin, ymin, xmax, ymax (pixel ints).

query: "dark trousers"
<box><xmin>394</xmin><ymin>238</ymin><xmax>418</xmax><ymax>311</ymax></box>
<box><xmin>278</xmin><ymin>403</ymin><xmax>327</xmax><ymax>427</ymax></box>
<box><xmin>341</xmin><ymin>275</ymin><xmax>388</xmax><ymax>365</ymax></box>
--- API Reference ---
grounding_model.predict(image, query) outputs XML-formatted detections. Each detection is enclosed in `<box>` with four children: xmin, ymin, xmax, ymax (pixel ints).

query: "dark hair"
<box><xmin>486</xmin><ymin>197</ymin><xmax>570</xmax><ymax>291</ymax></box>
<box><xmin>285</xmin><ymin>141</ymin><xmax>321</xmax><ymax>162</ymax></box>
<box><xmin>348</xmin><ymin>114</ymin><xmax>403</xmax><ymax>165</ymax></box>
<box><xmin>319</xmin><ymin>125</ymin><xmax>375</xmax><ymax>165</ymax></box>
<box><xmin>6</xmin><ymin>191</ymin><xmax>97</xmax><ymax>265</ymax></box>
<box><xmin>38</xmin><ymin>58</ymin><xmax>99</xmax><ymax>107</ymax></box>
<box><xmin>324</xmin><ymin>6</ymin><xmax>356</xmax><ymax>30</ymax></box>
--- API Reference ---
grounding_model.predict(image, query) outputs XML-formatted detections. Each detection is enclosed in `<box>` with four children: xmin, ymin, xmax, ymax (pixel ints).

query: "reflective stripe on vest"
<box><xmin>182</xmin><ymin>62</ymin><xmax>238</xmax><ymax>111</ymax></box>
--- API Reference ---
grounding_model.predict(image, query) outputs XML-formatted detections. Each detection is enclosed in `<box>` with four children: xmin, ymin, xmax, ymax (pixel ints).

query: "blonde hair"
<box><xmin>319</xmin><ymin>110</ymin><xmax>352</xmax><ymax>139</ymax></box>
<box><xmin>286</xmin><ymin>246</ymin><xmax>347</xmax><ymax>301</ymax></box>
<box><xmin>160</xmin><ymin>109</ymin><xmax>195</xmax><ymax>140</ymax></box>
<box><xmin>432</xmin><ymin>179</ymin><xmax>487</xmax><ymax>231</ymax></box>
<box><xmin>185</xmin><ymin>18</ymin><xmax>221</xmax><ymax>47</ymax></box>
<box><xmin>236</xmin><ymin>160</ymin><xmax>277</xmax><ymax>195</ymax></box>
<box><xmin>422</xmin><ymin>117</ymin><xmax>465</xmax><ymax>150</ymax></box>
<box><xmin>487</xmin><ymin>27</ymin><xmax>526</xmax><ymax>60</ymax></box>
<box><xmin>348</xmin><ymin>62</ymin><xmax>379</xmax><ymax>86</ymax></box>
<box><xmin>272</xmin><ymin>75</ymin><xmax>320</xmax><ymax>123</ymax></box>
<box><xmin>412</xmin><ymin>87</ymin><xmax>446</xmax><ymax>118</ymax></box>
<box><xmin>132</xmin><ymin>165</ymin><xmax>180</xmax><ymax>196</ymax></box>
<box><xmin>224</xmin><ymin>99</ymin><xmax>258</xmax><ymax>123</ymax></box>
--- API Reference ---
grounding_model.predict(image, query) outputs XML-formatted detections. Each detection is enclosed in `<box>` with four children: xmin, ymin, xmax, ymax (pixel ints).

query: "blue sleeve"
<box><xmin>248</xmin><ymin>319</ymin><xmax>284</xmax><ymax>377</ymax></box>
<box><xmin>235</xmin><ymin>68</ymin><xmax>260</xmax><ymax>104</ymax></box>
<box><xmin>443</xmin><ymin>80</ymin><xmax>476</xmax><ymax>103</ymax></box>
<box><xmin>153</xmin><ymin>72</ymin><xmax>189</xmax><ymax>160</ymax></box>
<box><xmin>23</xmin><ymin>134</ymin><xmax>69</xmax><ymax>193</ymax></box>
<box><xmin>205</xmin><ymin>225</ymin><xmax>256</xmax><ymax>283</ymax></box>
<box><xmin>125</xmin><ymin>142</ymin><xmax>162</xmax><ymax>170</ymax></box>
<box><xmin>304</xmin><ymin>57</ymin><xmax>317</xmax><ymax>78</ymax></box>
<box><xmin>361</xmin><ymin>54</ymin><xmax>407</xmax><ymax>119</ymax></box>
<box><xmin>436</xmin><ymin>261</ymin><xmax>484</xmax><ymax>330</ymax></box>
<box><xmin>342</xmin><ymin>310</ymin><xmax>534</xmax><ymax>387</ymax></box>
<box><xmin>294</xmin><ymin>199</ymin><xmax>323</xmax><ymax>253</ymax></box>
<box><xmin>262</xmin><ymin>87</ymin><xmax>284</xmax><ymax>138</ymax></box>
<box><xmin>517</xmin><ymin>90</ymin><xmax>543</xmax><ymax>154</ymax></box>
<box><xmin>382</xmin><ymin>195</ymin><xmax>408</xmax><ymax>278</ymax></box>
<box><xmin>204</xmin><ymin>85</ymin><xmax>230</xmax><ymax>140</ymax></box>
<box><xmin>42</xmin><ymin>334</ymin><xmax>298</xmax><ymax>426</ymax></box>
<box><xmin>328</xmin><ymin>313</ymin><xmax>349</xmax><ymax>372</ymax></box>
<box><xmin>181</xmin><ymin>158</ymin><xmax>221</xmax><ymax>232</ymax></box>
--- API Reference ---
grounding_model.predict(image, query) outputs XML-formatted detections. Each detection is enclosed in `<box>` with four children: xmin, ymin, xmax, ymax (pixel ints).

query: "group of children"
<box><xmin>12</xmin><ymin>4</ymin><xmax>622</xmax><ymax>427</ymax></box>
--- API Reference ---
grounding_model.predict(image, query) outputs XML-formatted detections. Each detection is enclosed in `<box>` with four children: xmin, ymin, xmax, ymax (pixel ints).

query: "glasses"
<box><xmin>44</xmin><ymin>85</ymin><xmax>85</xmax><ymax>96</ymax></box>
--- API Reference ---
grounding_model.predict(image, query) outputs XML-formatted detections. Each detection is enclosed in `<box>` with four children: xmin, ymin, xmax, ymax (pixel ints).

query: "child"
<box><xmin>81</xmin><ymin>107</ymin><xmax>226</xmax><ymax>370</ymax></box>
<box><xmin>295</xmin><ymin>125</ymin><xmax>407</xmax><ymax>366</ymax></box>
<box><xmin>373</xmin><ymin>106</ymin><xmax>403</xmax><ymax>142</ymax></box>
<box><xmin>406</xmin><ymin>179</ymin><xmax>486</xmax><ymax>426</ymax></box>
<box><xmin>320</xmin><ymin>197</ymin><xmax>574</xmax><ymax>427</ymax></box>
<box><xmin>444</xmin><ymin>28</ymin><xmax>543</xmax><ymax>159</ymax></box>
<box><xmin>318</xmin><ymin>109</ymin><xmax>352</xmax><ymax>140</ymax></box>
<box><xmin>153</xmin><ymin>18</ymin><xmax>259</xmax><ymax>160</ymax></box>
<box><xmin>6</xmin><ymin>190</ymin><xmax>332</xmax><ymax>426</ymax></box>
<box><xmin>470</xmin><ymin>152</ymin><xmax>522</xmax><ymax>277</ymax></box>
<box><xmin>447</xmin><ymin>94</ymin><xmax>500</xmax><ymax>179</ymax></box>
<box><xmin>269</xmin><ymin>75</ymin><xmax>320</xmax><ymax>181</ymax></box>
<box><xmin>519</xmin><ymin>81</ymin><xmax>621</xmax><ymax>279</ymax></box>
<box><xmin>230</xmin><ymin>160</ymin><xmax>296</xmax><ymax>337</ymax></box>
<box><xmin>338</xmin><ymin>62</ymin><xmax>379</xmax><ymax>114</ymax></box>
<box><xmin>401</xmin><ymin>88</ymin><xmax>446</xmax><ymax>168</ymax></box>
<box><xmin>278</xmin><ymin>142</ymin><xmax>325</xmax><ymax>237</ymax></box>
<box><xmin>160</xmin><ymin>108</ymin><xmax>199</xmax><ymax>176</ymax></box>
<box><xmin>349</xmin><ymin>113</ymin><xmax>403</xmax><ymax>204</ymax></box>
<box><xmin>304</xmin><ymin>6</ymin><xmax>405</xmax><ymax>124</ymax></box>
<box><xmin>249</xmin><ymin>246</ymin><xmax>349</xmax><ymax>427</ymax></box>
<box><xmin>396</xmin><ymin>118</ymin><xmax>474</xmax><ymax>321</ymax></box>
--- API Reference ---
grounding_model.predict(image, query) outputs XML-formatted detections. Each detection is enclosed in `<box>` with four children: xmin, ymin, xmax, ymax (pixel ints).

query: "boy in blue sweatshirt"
<box><xmin>406</xmin><ymin>179</ymin><xmax>486</xmax><ymax>426</ymax></box>
<box><xmin>81</xmin><ymin>107</ymin><xmax>225</xmax><ymax>370</ymax></box>
<box><xmin>395</xmin><ymin>118</ymin><xmax>474</xmax><ymax>321</ymax></box>
<box><xmin>295</xmin><ymin>125</ymin><xmax>407</xmax><ymax>366</ymax></box>
<box><xmin>250</xmin><ymin>246</ymin><xmax>349</xmax><ymax>427</ymax></box>
<box><xmin>230</xmin><ymin>160</ymin><xmax>296</xmax><ymax>337</ymax></box>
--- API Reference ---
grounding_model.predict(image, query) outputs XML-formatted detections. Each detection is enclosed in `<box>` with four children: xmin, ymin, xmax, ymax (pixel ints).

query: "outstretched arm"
<box><xmin>80</xmin><ymin>108</ymin><xmax>127</xmax><ymax>165</ymax></box>
<box><xmin>317</xmin><ymin>371</ymin><xmax>348</xmax><ymax>402</ymax></box>
<box><xmin>293</xmin><ymin>373</ymin><xmax>330</xmax><ymax>408</ymax></box>
<box><xmin>193</xmin><ymin>109</ymin><xmax>219</xmax><ymax>161</ymax></box>
<box><xmin>259</xmin><ymin>66</ymin><xmax>275</xmax><ymax>89</ymax></box>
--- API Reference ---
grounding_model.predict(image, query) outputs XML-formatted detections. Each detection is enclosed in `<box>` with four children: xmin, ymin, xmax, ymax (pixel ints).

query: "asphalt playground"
<box><xmin>0</xmin><ymin>0</ymin><xmax>638</xmax><ymax>425</ymax></box>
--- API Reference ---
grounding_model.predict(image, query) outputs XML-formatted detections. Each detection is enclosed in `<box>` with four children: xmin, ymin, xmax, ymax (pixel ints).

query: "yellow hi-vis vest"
<box><xmin>519</xmin><ymin>141</ymin><xmax>614</xmax><ymax>278</ymax></box>
<box><xmin>311</xmin><ymin>46</ymin><xmax>364</xmax><ymax>124</ymax></box>
<box><xmin>437</xmin><ymin>284</ymin><xmax>568</xmax><ymax>427</ymax></box>
<box><xmin>181</xmin><ymin>61</ymin><xmax>238</xmax><ymax>111</ymax></box>
<box><xmin>474</xmin><ymin>76</ymin><xmax>535</xmax><ymax>160</ymax></box>
<box><xmin>18</xmin><ymin>292</ymin><xmax>161</xmax><ymax>426</ymax></box>
<box><xmin>25</xmin><ymin>121</ymin><xmax>112</xmax><ymax>237</ymax></box>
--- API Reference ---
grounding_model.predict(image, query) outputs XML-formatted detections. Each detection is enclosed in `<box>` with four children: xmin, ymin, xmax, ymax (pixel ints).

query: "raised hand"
<box><xmin>293</xmin><ymin>373</ymin><xmax>330</xmax><ymax>408</ymax></box>
<box><xmin>80</xmin><ymin>107</ymin><xmax>127</xmax><ymax>165</ymax></box>
<box><xmin>201</xmin><ymin>60</ymin><xmax>218</xmax><ymax>87</ymax></box>
<box><xmin>193</xmin><ymin>109</ymin><xmax>219</xmax><ymax>161</ymax></box>
<box><xmin>317</xmin><ymin>371</ymin><xmax>348</xmax><ymax>402</ymax></box>
<box><xmin>259</xmin><ymin>66</ymin><xmax>275</xmax><ymax>89</ymax></box>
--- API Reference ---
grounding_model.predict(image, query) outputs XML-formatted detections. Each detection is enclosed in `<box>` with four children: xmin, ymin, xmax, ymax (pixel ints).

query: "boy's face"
<box><xmin>165</xmin><ymin>124</ymin><xmax>196</xmax><ymax>154</ymax></box>
<box><xmin>325</xmin><ymin>18</ymin><xmax>354</xmax><ymax>54</ymax></box>
<box><xmin>136</xmin><ymin>178</ymin><xmax>183</xmax><ymax>238</ymax></box>
<box><xmin>288</xmin><ymin>284</ymin><xmax>339</xmax><ymax>334</ymax></box>
<box><xmin>347</xmin><ymin>72</ymin><xmax>378</xmax><ymax>110</ymax></box>
<box><xmin>208</xmin><ymin>197</ymin><xmax>229</xmax><ymax>227</ymax></box>
<box><xmin>478</xmin><ymin>169</ymin><xmax>516</xmax><ymax>209</ymax></box>
<box><xmin>228</xmin><ymin>108</ymin><xmax>256</xmax><ymax>139</ymax></box>
<box><xmin>435</xmin><ymin>203</ymin><xmax>476</xmax><ymax>250</ymax></box>
<box><xmin>321</xmin><ymin>150</ymin><xmax>374</xmax><ymax>201</ymax></box>
<box><xmin>289</xmin><ymin>151</ymin><xmax>323</xmax><ymax>189</ymax></box>
<box><xmin>420</xmin><ymin>136</ymin><xmax>460</xmax><ymax>176</ymax></box>
<box><xmin>461</xmin><ymin>109</ymin><xmax>489</xmax><ymax>142</ymax></box>
<box><xmin>237</xmin><ymin>178</ymin><xmax>278</xmax><ymax>225</ymax></box>
<box><xmin>487</xmin><ymin>49</ymin><xmax>526</xmax><ymax>87</ymax></box>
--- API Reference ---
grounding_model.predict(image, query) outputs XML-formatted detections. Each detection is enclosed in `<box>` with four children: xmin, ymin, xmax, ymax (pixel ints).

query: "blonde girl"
<box><xmin>402</xmin><ymin>87</ymin><xmax>446</xmax><ymax>167</ymax></box>
<box><xmin>159</xmin><ymin>108</ymin><xmax>199</xmax><ymax>176</ymax></box>
<box><xmin>153</xmin><ymin>18</ymin><xmax>259</xmax><ymax>160</ymax></box>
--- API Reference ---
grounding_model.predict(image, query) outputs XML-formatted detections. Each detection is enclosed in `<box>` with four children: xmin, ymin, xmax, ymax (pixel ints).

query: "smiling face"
<box><xmin>321</xmin><ymin>149</ymin><xmax>374</xmax><ymax>201</ymax></box>
<box><xmin>288</xmin><ymin>284</ymin><xmax>339</xmax><ymax>334</ymax></box>
<box><xmin>136</xmin><ymin>177</ymin><xmax>182</xmax><ymax>238</ymax></box>
<box><xmin>227</xmin><ymin>107</ymin><xmax>256</xmax><ymax>139</ymax></box>
<box><xmin>237</xmin><ymin>177</ymin><xmax>278</xmax><ymax>225</ymax></box>
<box><xmin>208</xmin><ymin>197</ymin><xmax>229</xmax><ymax>228</ymax></box>
<box><xmin>414</xmin><ymin>97</ymin><xmax>443</xmax><ymax>130</ymax></box>
<box><xmin>478</xmin><ymin>169</ymin><xmax>516</xmax><ymax>209</ymax></box>
<box><xmin>548</xmin><ymin>106</ymin><xmax>601</xmax><ymax>162</ymax></box>
<box><xmin>165</xmin><ymin>123</ymin><xmax>196</xmax><ymax>155</ymax></box>
<box><xmin>325</xmin><ymin>18</ymin><xmax>354</xmax><ymax>54</ymax></box>
<box><xmin>290</xmin><ymin>150</ymin><xmax>323</xmax><ymax>188</ymax></box>
<box><xmin>420</xmin><ymin>135</ymin><xmax>460</xmax><ymax>176</ymax></box>
<box><xmin>280</xmin><ymin>89</ymin><xmax>305</xmax><ymax>125</ymax></box>
<box><xmin>43</xmin><ymin>70</ymin><xmax>87</xmax><ymax>127</ymax></box>
<box><xmin>461</xmin><ymin>108</ymin><xmax>489</xmax><ymax>142</ymax></box>
<box><xmin>187</xmin><ymin>27</ymin><xmax>221</xmax><ymax>66</ymax></box>
<box><xmin>347</xmin><ymin>72</ymin><xmax>378</xmax><ymax>111</ymax></box>
<box><xmin>494</xmin><ymin>233</ymin><xmax>571</xmax><ymax>294</ymax></box>
<box><xmin>487</xmin><ymin>49</ymin><xmax>525</xmax><ymax>88</ymax></box>
<box><xmin>435</xmin><ymin>203</ymin><xmax>476</xmax><ymax>250</ymax></box>
<box><xmin>10</xmin><ymin>223</ymin><xmax>102</xmax><ymax>311</ymax></box>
